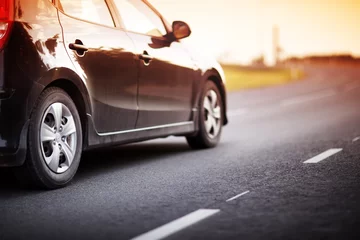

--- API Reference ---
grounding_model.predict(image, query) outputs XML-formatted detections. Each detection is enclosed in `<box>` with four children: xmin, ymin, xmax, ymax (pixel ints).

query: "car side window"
<box><xmin>113</xmin><ymin>0</ymin><xmax>167</xmax><ymax>37</ymax></box>
<box><xmin>59</xmin><ymin>0</ymin><xmax>114</xmax><ymax>27</ymax></box>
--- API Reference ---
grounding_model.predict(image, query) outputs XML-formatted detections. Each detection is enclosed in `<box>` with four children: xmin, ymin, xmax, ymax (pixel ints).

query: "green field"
<box><xmin>222</xmin><ymin>65</ymin><xmax>304</xmax><ymax>91</ymax></box>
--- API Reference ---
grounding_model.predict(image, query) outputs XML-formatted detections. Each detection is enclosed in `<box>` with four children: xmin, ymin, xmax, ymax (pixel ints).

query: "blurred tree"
<box><xmin>251</xmin><ymin>54</ymin><xmax>265</xmax><ymax>66</ymax></box>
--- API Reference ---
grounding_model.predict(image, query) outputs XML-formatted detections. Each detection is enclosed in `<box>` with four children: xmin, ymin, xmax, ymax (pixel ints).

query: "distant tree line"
<box><xmin>282</xmin><ymin>54</ymin><xmax>360</xmax><ymax>66</ymax></box>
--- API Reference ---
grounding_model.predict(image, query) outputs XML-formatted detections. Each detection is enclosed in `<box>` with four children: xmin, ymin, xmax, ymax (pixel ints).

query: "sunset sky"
<box><xmin>151</xmin><ymin>0</ymin><xmax>360</xmax><ymax>64</ymax></box>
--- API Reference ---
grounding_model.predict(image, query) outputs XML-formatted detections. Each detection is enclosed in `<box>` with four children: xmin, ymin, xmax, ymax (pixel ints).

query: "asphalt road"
<box><xmin>1</xmin><ymin>66</ymin><xmax>360</xmax><ymax>240</ymax></box>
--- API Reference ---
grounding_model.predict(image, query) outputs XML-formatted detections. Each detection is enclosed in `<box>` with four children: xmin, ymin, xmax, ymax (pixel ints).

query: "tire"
<box><xmin>186</xmin><ymin>81</ymin><xmax>223</xmax><ymax>149</ymax></box>
<box><xmin>14</xmin><ymin>87</ymin><xmax>83</xmax><ymax>189</ymax></box>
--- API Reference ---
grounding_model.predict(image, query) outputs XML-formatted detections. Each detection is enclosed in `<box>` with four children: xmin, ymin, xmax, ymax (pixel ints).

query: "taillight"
<box><xmin>0</xmin><ymin>0</ymin><xmax>13</xmax><ymax>49</ymax></box>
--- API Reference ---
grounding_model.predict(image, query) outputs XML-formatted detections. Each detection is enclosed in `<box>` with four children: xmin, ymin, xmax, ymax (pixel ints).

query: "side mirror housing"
<box><xmin>172</xmin><ymin>21</ymin><xmax>191</xmax><ymax>40</ymax></box>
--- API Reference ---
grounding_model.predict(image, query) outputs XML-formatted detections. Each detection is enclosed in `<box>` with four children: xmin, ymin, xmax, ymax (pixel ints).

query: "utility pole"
<box><xmin>272</xmin><ymin>25</ymin><xmax>280</xmax><ymax>65</ymax></box>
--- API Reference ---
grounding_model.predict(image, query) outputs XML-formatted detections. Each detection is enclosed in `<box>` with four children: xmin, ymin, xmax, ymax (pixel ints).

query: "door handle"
<box><xmin>139</xmin><ymin>51</ymin><xmax>153</xmax><ymax>65</ymax></box>
<box><xmin>69</xmin><ymin>39</ymin><xmax>88</xmax><ymax>56</ymax></box>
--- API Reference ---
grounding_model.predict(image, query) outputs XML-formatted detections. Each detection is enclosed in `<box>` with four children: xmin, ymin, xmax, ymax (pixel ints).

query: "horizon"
<box><xmin>151</xmin><ymin>0</ymin><xmax>360</xmax><ymax>65</ymax></box>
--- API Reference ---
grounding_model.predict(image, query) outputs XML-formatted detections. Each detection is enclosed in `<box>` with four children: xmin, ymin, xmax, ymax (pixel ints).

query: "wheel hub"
<box><xmin>40</xmin><ymin>102</ymin><xmax>77</xmax><ymax>174</ymax></box>
<box><xmin>55</xmin><ymin>133</ymin><xmax>62</xmax><ymax>143</ymax></box>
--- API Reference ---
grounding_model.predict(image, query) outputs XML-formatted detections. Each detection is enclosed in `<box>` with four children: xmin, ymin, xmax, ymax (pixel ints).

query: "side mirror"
<box><xmin>172</xmin><ymin>21</ymin><xmax>191</xmax><ymax>40</ymax></box>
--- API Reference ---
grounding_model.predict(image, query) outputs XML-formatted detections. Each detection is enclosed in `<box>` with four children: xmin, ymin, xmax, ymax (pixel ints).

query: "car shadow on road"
<box><xmin>76</xmin><ymin>141</ymin><xmax>192</xmax><ymax>180</ymax></box>
<box><xmin>0</xmin><ymin>140</ymin><xmax>192</xmax><ymax>194</ymax></box>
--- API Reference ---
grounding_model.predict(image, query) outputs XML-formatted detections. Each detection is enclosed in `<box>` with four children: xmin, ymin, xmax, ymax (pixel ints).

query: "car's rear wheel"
<box><xmin>186</xmin><ymin>80</ymin><xmax>223</xmax><ymax>149</ymax></box>
<box><xmin>15</xmin><ymin>87</ymin><xmax>82</xmax><ymax>189</ymax></box>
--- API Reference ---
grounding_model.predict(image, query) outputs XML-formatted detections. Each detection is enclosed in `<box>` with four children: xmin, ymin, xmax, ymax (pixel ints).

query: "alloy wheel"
<box><xmin>203</xmin><ymin>89</ymin><xmax>221</xmax><ymax>139</ymax></box>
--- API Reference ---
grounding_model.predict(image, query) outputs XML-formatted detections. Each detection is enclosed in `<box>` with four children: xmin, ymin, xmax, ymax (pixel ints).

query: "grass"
<box><xmin>222</xmin><ymin>65</ymin><xmax>305</xmax><ymax>91</ymax></box>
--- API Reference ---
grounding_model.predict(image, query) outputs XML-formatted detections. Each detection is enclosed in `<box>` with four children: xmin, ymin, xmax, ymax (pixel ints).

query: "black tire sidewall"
<box><xmin>198</xmin><ymin>81</ymin><xmax>223</xmax><ymax>147</ymax></box>
<box><xmin>28</xmin><ymin>88</ymin><xmax>82</xmax><ymax>188</ymax></box>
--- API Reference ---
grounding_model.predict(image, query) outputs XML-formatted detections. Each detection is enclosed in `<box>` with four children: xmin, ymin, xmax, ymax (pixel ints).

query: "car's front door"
<box><xmin>57</xmin><ymin>0</ymin><xmax>139</xmax><ymax>133</ymax></box>
<box><xmin>112</xmin><ymin>0</ymin><xmax>196</xmax><ymax>128</ymax></box>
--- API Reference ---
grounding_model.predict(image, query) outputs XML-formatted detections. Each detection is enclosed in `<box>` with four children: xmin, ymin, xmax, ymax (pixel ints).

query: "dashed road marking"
<box><xmin>281</xmin><ymin>89</ymin><xmax>337</xmax><ymax>107</ymax></box>
<box><xmin>303</xmin><ymin>148</ymin><xmax>343</xmax><ymax>164</ymax></box>
<box><xmin>226</xmin><ymin>190</ymin><xmax>250</xmax><ymax>202</ymax></box>
<box><xmin>352</xmin><ymin>137</ymin><xmax>360</xmax><ymax>142</ymax></box>
<box><xmin>131</xmin><ymin>209</ymin><xmax>220</xmax><ymax>240</ymax></box>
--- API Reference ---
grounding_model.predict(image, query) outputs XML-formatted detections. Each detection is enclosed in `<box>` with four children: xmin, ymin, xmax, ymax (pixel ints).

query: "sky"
<box><xmin>151</xmin><ymin>0</ymin><xmax>360</xmax><ymax>64</ymax></box>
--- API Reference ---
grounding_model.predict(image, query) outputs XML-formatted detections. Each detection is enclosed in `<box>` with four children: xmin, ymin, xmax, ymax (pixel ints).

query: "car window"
<box><xmin>59</xmin><ymin>0</ymin><xmax>114</xmax><ymax>27</ymax></box>
<box><xmin>113</xmin><ymin>0</ymin><xmax>167</xmax><ymax>37</ymax></box>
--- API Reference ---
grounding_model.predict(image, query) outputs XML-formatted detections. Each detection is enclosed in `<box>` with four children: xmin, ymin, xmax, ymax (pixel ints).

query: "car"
<box><xmin>0</xmin><ymin>0</ymin><xmax>228</xmax><ymax>189</ymax></box>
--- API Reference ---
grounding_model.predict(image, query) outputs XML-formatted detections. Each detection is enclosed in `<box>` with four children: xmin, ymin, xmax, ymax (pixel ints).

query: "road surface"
<box><xmin>1</xmin><ymin>66</ymin><xmax>360</xmax><ymax>240</ymax></box>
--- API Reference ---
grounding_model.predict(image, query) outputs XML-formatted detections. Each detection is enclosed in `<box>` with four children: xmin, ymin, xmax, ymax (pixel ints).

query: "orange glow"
<box><xmin>151</xmin><ymin>0</ymin><xmax>360</xmax><ymax>64</ymax></box>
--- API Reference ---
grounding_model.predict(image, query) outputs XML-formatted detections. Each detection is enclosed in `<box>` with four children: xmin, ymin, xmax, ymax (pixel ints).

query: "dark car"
<box><xmin>0</xmin><ymin>0</ymin><xmax>228</xmax><ymax>189</ymax></box>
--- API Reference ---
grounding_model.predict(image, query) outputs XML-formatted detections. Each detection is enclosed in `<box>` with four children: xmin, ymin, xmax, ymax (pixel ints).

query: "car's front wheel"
<box><xmin>15</xmin><ymin>87</ymin><xmax>83</xmax><ymax>189</ymax></box>
<box><xmin>186</xmin><ymin>80</ymin><xmax>223</xmax><ymax>149</ymax></box>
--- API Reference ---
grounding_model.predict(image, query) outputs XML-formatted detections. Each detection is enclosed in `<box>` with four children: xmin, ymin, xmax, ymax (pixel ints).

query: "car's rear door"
<box><xmin>112</xmin><ymin>0</ymin><xmax>196</xmax><ymax>128</ymax></box>
<box><xmin>57</xmin><ymin>0</ymin><xmax>139</xmax><ymax>133</ymax></box>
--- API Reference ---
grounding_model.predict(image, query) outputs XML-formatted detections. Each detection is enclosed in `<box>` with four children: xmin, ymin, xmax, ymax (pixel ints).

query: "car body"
<box><xmin>0</xmin><ymin>0</ymin><xmax>227</xmax><ymax>188</ymax></box>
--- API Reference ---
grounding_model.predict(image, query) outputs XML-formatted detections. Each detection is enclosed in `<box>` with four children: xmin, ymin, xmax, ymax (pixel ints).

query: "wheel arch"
<box><xmin>202</xmin><ymin>68</ymin><xmax>228</xmax><ymax>125</ymax></box>
<box><xmin>36</xmin><ymin>67</ymin><xmax>92</xmax><ymax>148</ymax></box>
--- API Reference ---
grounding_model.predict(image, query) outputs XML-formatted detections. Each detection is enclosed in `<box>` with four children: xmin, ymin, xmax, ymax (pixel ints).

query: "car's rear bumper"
<box><xmin>0</xmin><ymin>87</ymin><xmax>30</xmax><ymax>167</ymax></box>
<box><xmin>0</xmin><ymin>120</ymin><xmax>28</xmax><ymax>167</ymax></box>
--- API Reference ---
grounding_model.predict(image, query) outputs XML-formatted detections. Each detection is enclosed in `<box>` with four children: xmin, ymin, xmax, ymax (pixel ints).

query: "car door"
<box><xmin>57</xmin><ymin>0</ymin><xmax>139</xmax><ymax>133</ymax></box>
<box><xmin>112</xmin><ymin>0</ymin><xmax>196</xmax><ymax>128</ymax></box>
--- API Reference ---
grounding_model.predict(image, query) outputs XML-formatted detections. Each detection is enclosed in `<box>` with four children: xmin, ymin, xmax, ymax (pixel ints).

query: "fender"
<box><xmin>36</xmin><ymin>67</ymin><xmax>92</xmax><ymax>115</ymax></box>
<box><xmin>212</xmin><ymin>61</ymin><xmax>227</xmax><ymax>85</ymax></box>
<box><xmin>193</xmin><ymin>67</ymin><xmax>228</xmax><ymax>126</ymax></box>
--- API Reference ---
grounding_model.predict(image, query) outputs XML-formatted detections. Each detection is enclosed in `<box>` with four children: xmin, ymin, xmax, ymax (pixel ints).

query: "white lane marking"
<box><xmin>344</xmin><ymin>81</ymin><xmax>360</xmax><ymax>92</ymax></box>
<box><xmin>281</xmin><ymin>89</ymin><xmax>337</xmax><ymax>107</ymax></box>
<box><xmin>226</xmin><ymin>190</ymin><xmax>250</xmax><ymax>202</ymax></box>
<box><xmin>228</xmin><ymin>108</ymin><xmax>248</xmax><ymax>117</ymax></box>
<box><xmin>131</xmin><ymin>209</ymin><xmax>220</xmax><ymax>240</ymax></box>
<box><xmin>352</xmin><ymin>137</ymin><xmax>360</xmax><ymax>142</ymax></box>
<box><xmin>303</xmin><ymin>148</ymin><xmax>343</xmax><ymax>164</ymax></box>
